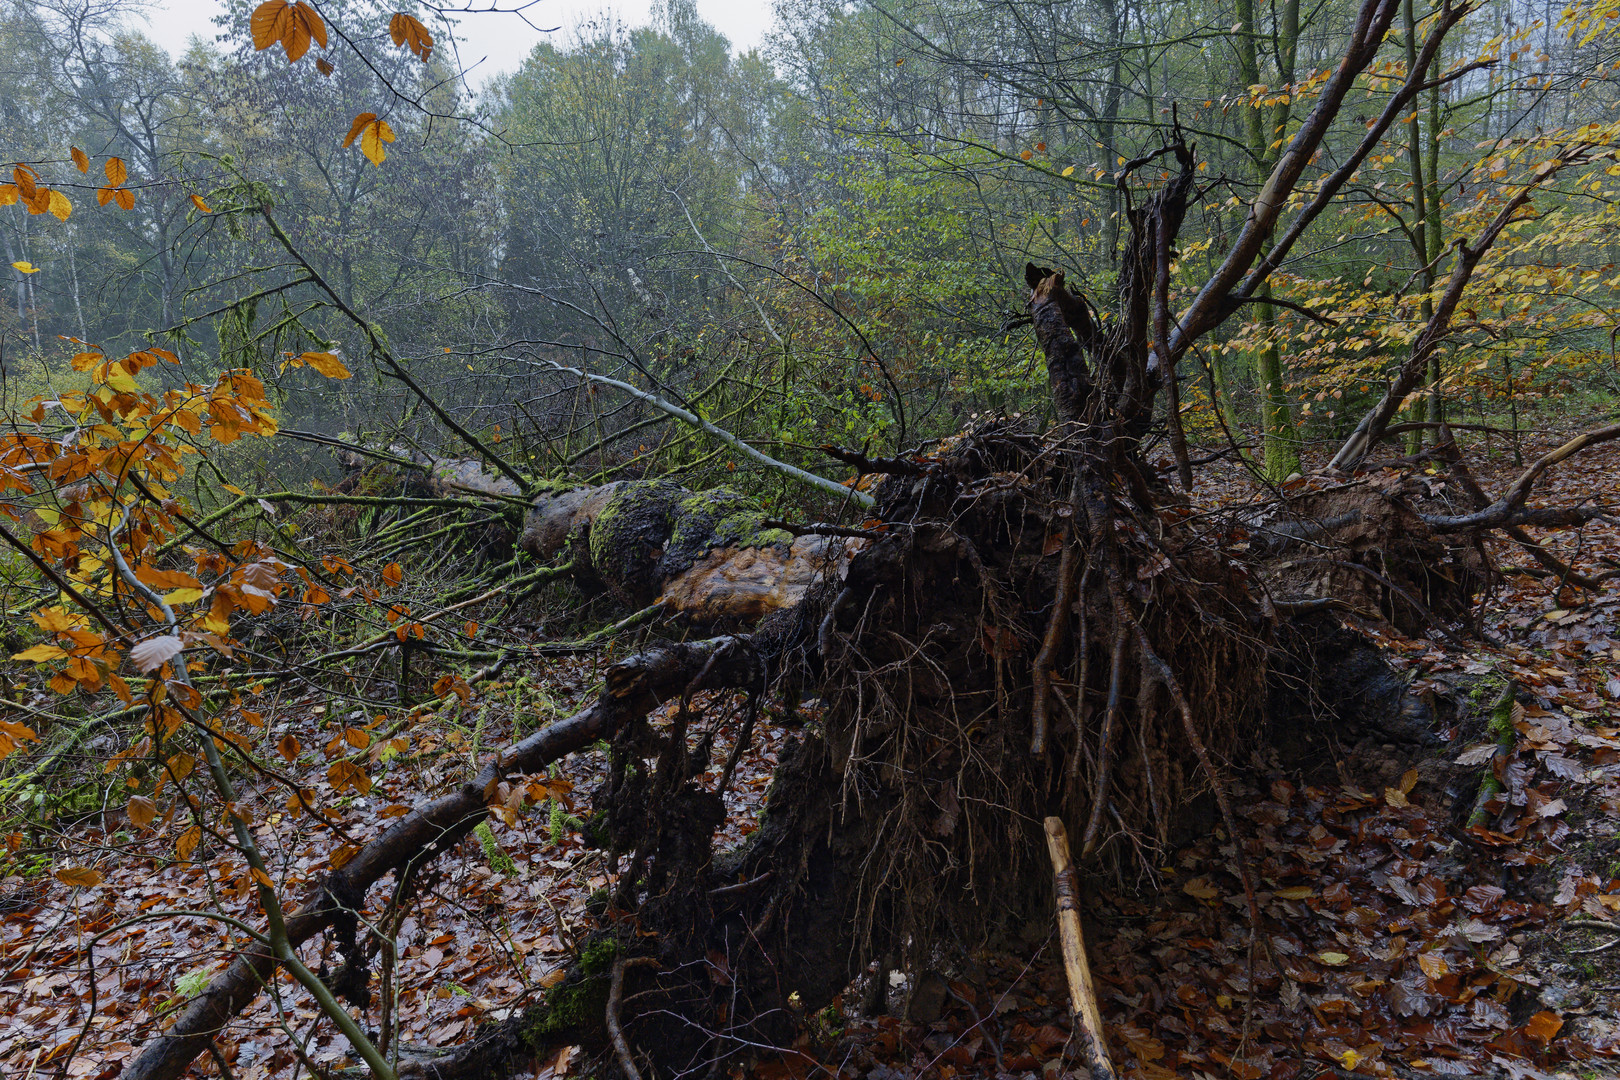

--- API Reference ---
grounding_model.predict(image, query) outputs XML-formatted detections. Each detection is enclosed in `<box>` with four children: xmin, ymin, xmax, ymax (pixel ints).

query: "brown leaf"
<box><xmin>327</xmin><ymin>759</ymin><xmax>372</xmax><ymax>795</ymax></box>
<box><xmin>126</xmin><ymin>795</ymin><xmax>156</xmax><ymax>827</ymax></box>
<box><xmin>54</xmin><ymin>867</ymin><xmax>103</xmax><ymax>887</ymax></box>
<box><xmin>277</xmin><ymin>733</ymin><xmax>301</xmax><ymax>762</ymax></box>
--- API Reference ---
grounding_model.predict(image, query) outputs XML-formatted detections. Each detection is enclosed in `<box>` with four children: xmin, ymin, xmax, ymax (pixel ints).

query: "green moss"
<box><xmin>531</xmin><ymin>475</ymin><xmax>583</xmax><ymax>496</ymax></box>
<box><xmin>660</xmin><ymin>487</ymin><xmax>791</xmax><ymax>578</ymax></box>
<box><xmin>521</xmin><ymin>936</ymin><xmax>622</xmax><ymax>1048</ymax></box>
<box><xmin>579</xmin><ymin>935</ymin><xmax>619</xmax><ymax>975</ymax></box>
<box><xmin>548</xmin><ymin>800</ymin><xmax>584</xmax><ymax>845</ymax></box>
<box><xmin>474</xmin><ymin>821</ymin><xmax>518</xmax><ymax>875</ymax></box>
<box><xmin>588</xmin><ymin>480</ymin><xmax>686</xmax><ymax>596</ymax></box>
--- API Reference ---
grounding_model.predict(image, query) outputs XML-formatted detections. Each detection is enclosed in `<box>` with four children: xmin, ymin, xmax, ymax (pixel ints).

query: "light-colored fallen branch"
<box><xmin>607</xmin><ymin>956</ymin><xmax>662</xmax><ymax>1080</ymax></box>
<box><xmin>532</xmin><ymin>359</ymin><xmax>876</xmax><ymax>509</ymax></box>
<box><xmin>1043</xmin><ymin>817</ymin><xmax>1118</xmax><ymax>1080</ymax></box>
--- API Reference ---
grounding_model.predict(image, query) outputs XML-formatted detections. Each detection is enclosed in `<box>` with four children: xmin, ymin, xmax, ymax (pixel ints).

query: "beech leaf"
<box><xmin>130</xmin><ymin>636</ymin><xmax>184</xmax><ymax>673</ymax></box>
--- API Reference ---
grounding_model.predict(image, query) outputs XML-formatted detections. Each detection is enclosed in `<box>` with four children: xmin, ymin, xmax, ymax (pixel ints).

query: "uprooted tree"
<box><xmin>4</xmin><ymin>0</ymin><xmax>1620</xmax><ymax>1077</ymax></box>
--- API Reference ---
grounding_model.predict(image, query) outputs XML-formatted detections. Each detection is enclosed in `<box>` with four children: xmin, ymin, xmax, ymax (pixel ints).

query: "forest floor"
<box><xmin>4</xmin><ymin>426</ymin><xmax>1620</xmax><ymax>1080</ymax></box>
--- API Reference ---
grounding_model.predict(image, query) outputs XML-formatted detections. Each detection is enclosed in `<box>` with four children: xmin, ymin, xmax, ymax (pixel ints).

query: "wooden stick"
<box><xmin>1044</xmin><ymin>816</ymin><xmax>1119</xmax><ymax>1080</ymax></box>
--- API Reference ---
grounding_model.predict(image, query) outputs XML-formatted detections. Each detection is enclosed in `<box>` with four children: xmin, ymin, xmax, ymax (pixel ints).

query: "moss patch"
<box><xmin>588</xmin><ymin>480</ymin><xmax>687</xmax><ymax>599</ymax></box>
<box><xmin>521</xmin><ymin>936</ymin><xmax>619</xmax><ymax>1049</ymax></box>
<box><xmin>659</xmin><ymin>487</ymin><xmax>792</xmax><ymax>579</ymax></box>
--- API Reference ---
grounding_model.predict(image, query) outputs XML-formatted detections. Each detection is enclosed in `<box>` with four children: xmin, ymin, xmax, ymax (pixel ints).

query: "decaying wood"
<box><xmin>1044</xmin><ymin>817</ymin><xmax>1118</xmax><ymax>1080</ymax></box>
<box><xmin>519</xmin><ymin>478</ymin><xmax>864</xmax><ymax>620</ymax></box>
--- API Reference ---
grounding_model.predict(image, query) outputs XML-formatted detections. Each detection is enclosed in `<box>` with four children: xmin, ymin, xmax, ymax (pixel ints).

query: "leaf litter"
<box><xmin>4</xmin><ymin>429</ymin><xmax>1620</xmax><ymax>1078</ymax></box>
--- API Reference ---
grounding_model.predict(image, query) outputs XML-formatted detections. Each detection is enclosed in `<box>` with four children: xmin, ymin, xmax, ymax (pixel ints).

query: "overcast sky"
<box><xmin>134</xmin><ymin>0</ymin><xmax>775</xmax><ymax>84</ymax></box>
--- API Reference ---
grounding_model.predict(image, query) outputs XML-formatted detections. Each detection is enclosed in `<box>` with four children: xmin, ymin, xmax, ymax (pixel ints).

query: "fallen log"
<box><xmin>520</xmin><ymin>479</ymin><xmax>864</xmax><ymax>620</ymax></box>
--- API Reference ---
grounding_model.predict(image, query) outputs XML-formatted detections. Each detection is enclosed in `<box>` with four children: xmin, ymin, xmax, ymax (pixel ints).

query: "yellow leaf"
<box><xmin>12</xmin><ymin>644</ymin><xmax>68</xmax><ymax>663</ymax></box>
<box><xmin>71</xmin><ymin>146</ymin><xmax>89</xmax><ymax>172</ymax></box>
<box><xmin>113</xmin><ymin>187</ymin><xmax>134</xmax><ymax>212</ymax></box>
<box><xmin>104</xmin><ymin>157</ymin><xmax>128</xmax><ymax>186</ymax></box>
<box><xmin>176</xmin><ymin>824</ymin><xmax>201</xmax><ymax>861</ymax></box>
<box><xmin>54</xmin><ymin>867</ymin><xmax>103</xmax><ymax>887</ymax></box>
<box><xmin>11</xmin><ymin>261</ymin><xmax>40</xmax><ymax>274</ymax></box>
<box><xmin>31</xmin><ymin>608</ymin><xmax>75</xmax><ymax>633</ymax></box>
<box><xmin>1316</xmin><ymin>951</ymin><xmax>1351</xmax><ymax>966</ymax></box>
<box><xmin>47</xmin><ymin>189</ymin><xmax>71</xmax><ymax>221</ymax></box>
<box><xmin>1061</xmin><ymin>165</ymin><xmax>1075</xmax><ymax>177</ymax></box>
<box><xmin>1182</xmin><ymin>877</ymin><xmax>1219</xmax><ymax>900</ymax></box>
<box><xmin>297</xmin><ymin>350</ymin><xmax>351</xmax><ymax>379</ymax></box>
<box><xmin>360</xmin><ymin>118</ymin><xmax>395</xmax><ymax>166</ymax></box>
<box><xmin>389</xmin><ymin>12</ymin><xmax>434</xmax><ymax>61</ymax></box>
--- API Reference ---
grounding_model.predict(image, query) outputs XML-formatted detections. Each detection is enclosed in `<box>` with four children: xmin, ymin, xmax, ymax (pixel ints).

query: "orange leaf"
<box><xmin>13</xmin><ymin>165</ymin><xmax>38</xmax><ymax>199</ymax></box>
<box><xmin>293</xmin><ymin>0</ymin><xmax>327</xmax><ymax>50</ymax></box>
<box><xmin>190</xmin><ymin>194</ymin><xmax>212</xmax><ymax>213</ymax></box>
<box><xmin>343</xmin><ymin>112</ymin><xmax>376</xmax><ymax>147</ymax></box>
<box><xmin>1524</xmin><ymin>1010</ymin><xmax>1564</xmax><ymax>1045</ymax></box>
<box><xmin>104</xmin><ymin>157</ymin><xmax>127</xmax><ymax>186</ymax></box>
<box><xmin>70</xmin><ymin>146</ymin><xmax>88</xmax><ymax>172</ymax></box>
<box><xmin>382</xmin><ymin>562</ymin><xmax>404</xmax><ymax>588</ymax></box>
<box><xmin>389</xmin><ymin>12</ymin><xmax>434</xmax><ymax>61</ymax></box>
<box><xmin>175</xmin><ymin>825</ymin><xmax>201</xmax><ymax>861</ymax></box>
<box><xmin>54</xmin><ymin>867</ymin><xmax>103</xmax><ymax>887</ymax></box>
<box><xmin>277</xmin><ymin>733</ymin><xmax>302</xmax><ymax>762</ymax></box>
<box><xmin>250</xmin><ymin>0</ymin><xmax>290</xmax><ymax>50</ymax></box>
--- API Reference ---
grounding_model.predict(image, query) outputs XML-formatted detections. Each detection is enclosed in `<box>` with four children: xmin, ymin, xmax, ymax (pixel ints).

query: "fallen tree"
<box><xmin>113</xmin><ymin>1</ymin><xmax>1620</xmax><ymax>1074</ymax></box>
